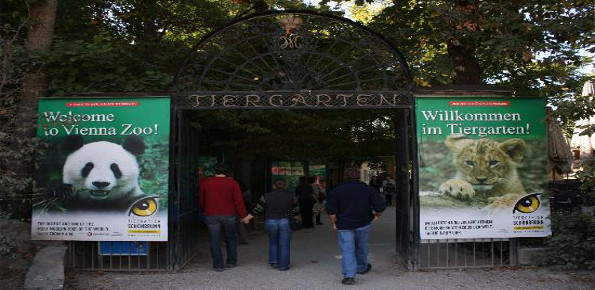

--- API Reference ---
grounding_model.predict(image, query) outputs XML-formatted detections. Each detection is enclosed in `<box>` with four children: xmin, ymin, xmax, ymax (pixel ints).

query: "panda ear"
<box><xmin>122</xmin><ymin>135</ymin><xmax>145</xmax><ymax>155</ymax></box>
<box><xmin>61</xmin><ymin>135</ymin><xmax>84</xmax><ymax>154</ymax></box>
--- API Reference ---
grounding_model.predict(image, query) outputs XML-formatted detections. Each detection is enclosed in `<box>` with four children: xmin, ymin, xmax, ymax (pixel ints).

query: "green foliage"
<box><xmin>0</xmin><ymin>235</ymin><xmax>18</xmax><ymax>257</ymax></box>
<box><xmin>138</xmin><ymin>139</ymin><xmax>170</xmax><ymax>207</ymax></box>
<box><xmin>349</xmin><ymin>1</ymin><xmax>391</xmax><ymax>24</ymax></box>
<box><xmin>550</xmin><ymin>77</ymin><xmax>595</xmax><ymax>136</ymax></box>
<box><xmin>536</xmin><ymin>212</ymin><xmax>595</xmax><ymax>269</ymax></box>
<box><xmin>576</xmin><ymin>156</ymin><xmax>595</xmax><ymax>195</ymax></box>
<box><xmin>355</xmin><ymin>0</ymin><xmax>594</xmax><ymax>95</ymax></box>
<box><xmin>0</xmin><ymin>208</ymin><xmax>20</xmax><ymax>257</ymax></box>
<box><xmin>44</xmin><ymin>0</ymin><xmax>249</xmax><ymax>94</ymax></box>
<box><xmin>0</xmin><ymin>19</ymin><xmax>39</xmax><ymax>218</ymax></box>
<box><xmin>0</xmin><ymin>207</ymin><xmax>18</xmax><ymax>257</ymax></box>
<box><xmin>46</xmin><ymin>34</ymin><xmax>175</xmax><ymax>93</ymax></box>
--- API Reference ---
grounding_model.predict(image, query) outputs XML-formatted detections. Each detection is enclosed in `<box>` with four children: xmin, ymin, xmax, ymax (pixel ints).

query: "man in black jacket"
<box><xmin>326</xmin><ymin>167</ymin><xmax>386</xmax><ymax>285</ymax></box>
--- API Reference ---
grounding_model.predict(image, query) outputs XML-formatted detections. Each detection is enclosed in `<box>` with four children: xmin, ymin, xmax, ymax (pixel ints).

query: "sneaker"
<box><xmin>270</xmin><ymin>263</ymin><xmax>278</xmax><ymax>268</ymax></box>
<box><xmin>213</xmin><ymin>268</ymin><xmax>225</xmax><ymax>272</ymax></box>
<box><xmin>341</xmin><ymin>277</ymin><xmax>356</xmax><ymax>285</ymax></box>
<box><xmin>226</xmin><ymin>263</ymin><xmax>237</xmax><ymax>268</ymax></box>
<box><xmin>357</xmin><ymin>263</ymin><xmax>372</xmax><ymax>274</ymax></box>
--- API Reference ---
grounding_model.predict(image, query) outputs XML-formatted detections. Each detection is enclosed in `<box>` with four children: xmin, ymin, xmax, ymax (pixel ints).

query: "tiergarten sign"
<box><xmin>180</xmin><ymin>91</ymin><xmax>412</xmax><ymax>109</ymax></box>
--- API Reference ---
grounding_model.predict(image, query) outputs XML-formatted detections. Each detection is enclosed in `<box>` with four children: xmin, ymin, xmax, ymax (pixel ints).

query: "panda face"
<box><xmin>63</xmin><ymin>141</ymin><xmax>141</xmax><ymax>201</ymax></box>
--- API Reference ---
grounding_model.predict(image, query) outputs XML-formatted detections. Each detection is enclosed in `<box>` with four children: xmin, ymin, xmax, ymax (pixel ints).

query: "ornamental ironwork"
<box><xmin>174</xmin><ymin>10</ymin><xmax>414</xmax><ymax>96</ymax></box>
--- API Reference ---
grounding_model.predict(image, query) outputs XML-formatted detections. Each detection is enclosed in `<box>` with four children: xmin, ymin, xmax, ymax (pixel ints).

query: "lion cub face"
<box><xmin>451</xmin><ymin>138</ymin><xmax>524</xmax><ymax>190</ymax></box>
<box><xmin>439</xmin><ymin>134</ymin><xmax>526</xmax><ymax>200</ymax></box>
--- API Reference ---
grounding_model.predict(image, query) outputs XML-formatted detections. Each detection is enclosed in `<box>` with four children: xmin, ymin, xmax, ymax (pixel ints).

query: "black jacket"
<box><xmin>326</xmin><ymin>180</ymin><xmax>386</xmax><ymax>230</ymax></box>
<box><xmin>251</xmin><ymin>190</ymin><xmax>299</xmax><ymax>219</ymax></box>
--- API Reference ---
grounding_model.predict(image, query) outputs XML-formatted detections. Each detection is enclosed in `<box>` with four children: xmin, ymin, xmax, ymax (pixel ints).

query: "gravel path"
<box><xmin>65</xmin><ymin>208</ymin><xmax>594</xmax><ymax>290</ymax></box>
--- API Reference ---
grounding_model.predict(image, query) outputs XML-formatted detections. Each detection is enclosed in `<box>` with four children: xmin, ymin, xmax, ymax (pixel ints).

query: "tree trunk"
<box><xmin>9</xmin><ymin>0</ymin><xmax>58</xmax><ymax>217</ymax></box>
<box><xmin>446</xmin><ymin>0</ymin><xmax>483</xmax><ymax>85</ymax></box>
<box><xmin>447</xmin><ymin>38</ymin><xmax>483</xmax><ymax>85</ymax></box>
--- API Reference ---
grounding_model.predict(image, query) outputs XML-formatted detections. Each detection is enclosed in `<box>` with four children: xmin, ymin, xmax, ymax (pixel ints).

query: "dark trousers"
<box><xmin>385</xmin><ymin>194</ymin><xmax>392</xmax><ymax>206</ymax></box>
<box><xmin>299</xmin><ymin>200</ymin><xmax>315</xmax><ymax>228</ymax></box>
<box><xmin>205</xmin><ymin>215</ymin><xmax>238</xmax><ymax>270</ymax></box>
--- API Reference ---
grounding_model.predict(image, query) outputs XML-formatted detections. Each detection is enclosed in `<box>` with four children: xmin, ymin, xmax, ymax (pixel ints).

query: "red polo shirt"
<box><xmin>199</xmin><ymin>176</ymin><xmax>248</xmax><ymax>218</ymax></box>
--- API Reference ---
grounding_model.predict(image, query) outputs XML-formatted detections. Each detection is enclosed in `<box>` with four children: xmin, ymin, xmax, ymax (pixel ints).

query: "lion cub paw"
<box><xmin>439</xmin><ymin>179</ymin><xmax>476</xmax><ymax>199</ymax></box>
<box><xmin>484</xmin><ymin>193</ymin><xmax>524</xmax><ymax>210</ymax></box>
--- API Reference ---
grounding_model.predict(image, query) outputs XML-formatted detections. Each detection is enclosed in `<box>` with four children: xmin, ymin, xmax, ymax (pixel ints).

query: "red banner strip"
<box><xmin>66</xmin><ymin>101</ymin><xmax>139</xmax><ymax>107</ymax></box>
<box><xmin>449</xmin><ymin>101</ymin><xmax>510</xmax><ymax>107</ymax></box>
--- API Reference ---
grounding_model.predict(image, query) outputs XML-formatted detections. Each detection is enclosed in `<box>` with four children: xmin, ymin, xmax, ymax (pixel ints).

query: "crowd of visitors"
<box><xmin>199</xmin><ymin>162</ymin><xmax>388</xmax><ymax>285</ymax></box>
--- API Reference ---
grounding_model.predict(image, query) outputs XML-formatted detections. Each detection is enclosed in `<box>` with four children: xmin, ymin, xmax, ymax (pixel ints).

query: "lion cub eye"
<box><xmin>465</xmin><ymin>160</ymin><xmax>475</xmax><ymax>166</ymax></box>
<box><xmin>488</xmin><ymin>160</ymin><xmax>499</xmax><ymax>166</ymax></box>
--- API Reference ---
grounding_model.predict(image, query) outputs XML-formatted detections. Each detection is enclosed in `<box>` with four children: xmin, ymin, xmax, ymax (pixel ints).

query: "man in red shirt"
<box><xmin>199</xmin><ymin>162</ymin><xmax>249</xmax><ymax>272</ymax></box>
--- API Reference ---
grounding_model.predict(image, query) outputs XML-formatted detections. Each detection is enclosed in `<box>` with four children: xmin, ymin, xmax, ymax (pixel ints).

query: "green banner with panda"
<box><xmin>32</xmin><ymin>97</ymin><xmax>170</xmax><ymax>241</ymax></box>
<box><xmin>416</xmin><ymin>97</ymin><xmax>551</xmax><ymax>239</ymax></box>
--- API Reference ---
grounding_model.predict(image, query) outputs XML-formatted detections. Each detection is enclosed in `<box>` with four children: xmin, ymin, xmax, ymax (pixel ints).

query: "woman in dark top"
<box><xmin>243</xmin><ymin>179</ymin><xmax>300</xmax><ymax>270</ymax></box>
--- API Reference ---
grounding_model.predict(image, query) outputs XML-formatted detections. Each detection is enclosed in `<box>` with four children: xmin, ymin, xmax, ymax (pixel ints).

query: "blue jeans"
<box><xmin>204</xmin><ymin>215</ymin><xmax>238</xmax><ymax>270</ymax></box>
<box><xmin>338</xmin><ymin>224</ymin><xmax>371</xmax><ymax>278</ymax></box>
<box><xmin>264</xmin><ymin>218</ymin><xmax>292</xmax><ymax>270</ymax></box>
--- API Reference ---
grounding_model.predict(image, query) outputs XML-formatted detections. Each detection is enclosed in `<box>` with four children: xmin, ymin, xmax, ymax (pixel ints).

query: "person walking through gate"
<box><xmin>199</xmin><ymin>162</ymin><xmax>249</xmax><ymax>272</ymax></box>
<box><xmin>326</xmin><ymin>167</ymin><xmax>386</xmax><ymax>285</ymax></box>
<box><xmin>295</xmin><ymin>176</ymin><xmax>316</xmax><ymax>228</ymax></box>
<box><xmin>369</xmin><ymin>173</ymin><xmax>382</xmax><ymax>192</ymax></box>
<box><xmin>382</xmin><ymin>176</ymin><xmax>396</xmax><ymax>206</ymax></box>
<box><xmin>309</xmin><ymin>176</ymin><xmax>325</xmax><ymax>225</ymax></box>
<box><xmin>242</xmin><ymin>178</ymin><xmax>300</xmax><ymax>271</ymax></box>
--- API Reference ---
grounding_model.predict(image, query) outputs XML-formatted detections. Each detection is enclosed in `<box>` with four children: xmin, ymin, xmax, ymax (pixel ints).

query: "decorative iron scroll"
<box><xmin>174</xmin><ymin>91</ymin><xmax>412</xmax><ymax>109</ymax></box>
<box><xmin>174</xmin><ymin>10</ymin><xmax>413</xmax><ymax>93</ymax></box>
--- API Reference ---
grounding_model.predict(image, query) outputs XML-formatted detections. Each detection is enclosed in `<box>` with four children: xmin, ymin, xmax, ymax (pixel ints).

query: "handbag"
<box><xmin>289</xmin><ymin>215</ymin><xmax>302</xmax><ymax>231</ymax></box>
<box><xmin>312</xmin><ymin>202</ymin><xmax>326</xmax><ymax>214</ymax></box>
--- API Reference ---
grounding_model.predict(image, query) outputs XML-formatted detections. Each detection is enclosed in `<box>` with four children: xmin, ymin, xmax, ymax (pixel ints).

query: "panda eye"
<box><xmin>110</xmin><ymin>163</ymin><xmax>122</xmax><ymax>179</ymax></box>
<box><xmin>81</xmin><ymin>162</ymin><xmax>94</xmax><ymax>177</ymax></box>
<box><xmin>465</xmin><ymin>160</ymin><xmax>475</xmax><ymax>166</ymax></box>
<box><xmin>489</xmin><ymin>160</ymin><xmax>499</xmax><ymax>166</ymax></box>
<box><xmin>129</xmin><ymin>197</ymin><xmax>158</xmax><ymax>217</ymax></box>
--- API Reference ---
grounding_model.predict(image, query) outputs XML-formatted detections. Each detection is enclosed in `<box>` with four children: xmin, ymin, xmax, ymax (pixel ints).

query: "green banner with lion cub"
<box><xmin>416</xmin><ymin>97</ymin><xmax>551</xmax><ymax>239</ymax></box>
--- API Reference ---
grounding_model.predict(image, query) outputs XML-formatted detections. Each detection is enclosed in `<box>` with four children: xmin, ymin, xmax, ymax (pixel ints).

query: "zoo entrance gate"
<box><xmin>64</xmin><ymin>91</ymin><xmax>520</xmax><ymax>271</ymax></box>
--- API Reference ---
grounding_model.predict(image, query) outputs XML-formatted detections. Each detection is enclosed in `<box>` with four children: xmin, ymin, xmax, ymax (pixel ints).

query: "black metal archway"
<box><xmin>170</xmin><ymin>10</ymin><xmax>418</xmax><ymax>270</ymax></box>
<box><xmin>174</xmin><ymin>10</ymin><xmax>414</xmax><ymax>93</ymax></box>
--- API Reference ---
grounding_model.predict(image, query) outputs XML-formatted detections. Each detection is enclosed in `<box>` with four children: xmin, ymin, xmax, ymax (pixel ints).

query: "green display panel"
<box><xmin>416</xmin><ymin>97</ymin><xmax>551</xmax><ymax>239</ymax></box>
<box><xmin>32</xmin><ymin>97</ymin><xmax>170</xmax><ymax>241</ymax></box>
